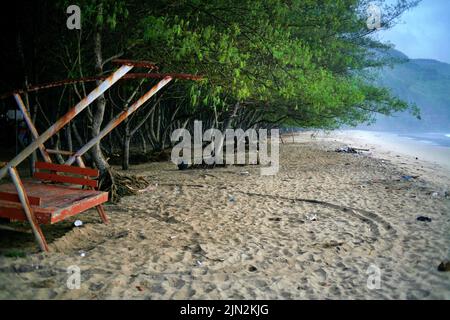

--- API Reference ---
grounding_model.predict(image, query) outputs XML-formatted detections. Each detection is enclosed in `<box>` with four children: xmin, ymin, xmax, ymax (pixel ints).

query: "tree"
<box><xmin>0</xmin><ymin>0</ymin><xmax>421</xmax><ymax>183</ymax></box>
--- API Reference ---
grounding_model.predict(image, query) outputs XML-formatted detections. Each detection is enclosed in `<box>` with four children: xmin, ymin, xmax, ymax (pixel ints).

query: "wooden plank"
<box><xmin>0</xmin><ymin>205</ymin><xmax>51</xmax><ymax>224</ymax></box>
<box><xmin>0</xmin><ymin>180</ymin><xmax>108</xmax><ymax>226</ymax></box>
<box><xmin>0</xmin><ymin>191</ymin><xmax>41</xmax><ymax>206</ymax></box>
<box><xmin>50</xmin><ymin>192</ymin><xmax>108</xmax><ymax>224</ymax></box>
<box><xmin>35</xmin><ymin>161</ymin><xmax>99</xmax><ymax>177</ymax></box>
<box><xmin>34</xmin><ymin>172</ymin><xmax>98</xmax><ymax>188</ymax></box>
<box><xmin>8</xmin><ymin>167</ymin><xmax>49</xmax><ymax>251</ymax></box>
<box><xmin>14</xmin><ymin>94</ymin><xmax>52</xmax><ymax>163</ymax></box>
<box><xmin>0</xmin><ymin>65</ymin><xmax>133</xmax><ymax>181</ymax></box>
<box><xmin>46</xmin><ymin>149</ymin><xmax>75</xmax><ymax>156</ymax></box>
<box><xmin>0</xmin><ymin>190</ymin><xmax>108</xmax><ymax>225</ymax></box>
<box><xmin>0</xmin><ymin>181</ymin><xmax>103</xmax><ymax>207</ymax></box>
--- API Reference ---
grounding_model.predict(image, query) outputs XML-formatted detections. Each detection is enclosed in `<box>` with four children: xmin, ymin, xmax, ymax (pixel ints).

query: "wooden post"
<box><xmin>0</xmin><ymin>64</ymin><xmax>133</xmax><ymax>180</ymax></box>
<box><xmin>8</xmin><ymin>167</ymin><xmax>49</xmax><ymax>252</ymax></box>
<box><xmin>95</xmin><ymin>205</ymin><xmax>109</xmax><ymax>224</ymax></box>
<box><xmin>14</xmin><ymin>93</ymin><xmax>52</xmax><ymax>163</ymax></box>
<box><xmin>66</xmin><ymin>77</ymin><xmax>172</xmax><ymax>165</ymax></box>
<box><xmin>75</xmin><ymin>156</ymin><xmax>86</xmax><ymax>168</ymax></box>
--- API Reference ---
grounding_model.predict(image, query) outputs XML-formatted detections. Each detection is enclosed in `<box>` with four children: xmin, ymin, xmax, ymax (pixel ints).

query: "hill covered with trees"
<box><xmin>365</xmin><ymin>49</ymin><xmax>450</xmax><ymax>132</ymax></box>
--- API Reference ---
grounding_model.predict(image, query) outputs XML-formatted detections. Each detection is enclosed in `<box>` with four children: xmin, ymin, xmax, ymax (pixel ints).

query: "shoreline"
<box><xmin>294</xmin><ymin>130</ymin><xmax>450</xmax><ymax>187</ymax></box>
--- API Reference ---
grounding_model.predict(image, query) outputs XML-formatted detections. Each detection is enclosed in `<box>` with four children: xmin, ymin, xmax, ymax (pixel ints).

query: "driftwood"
<box><xmin>335</xmin><ymin>146</ymin><xmax>370</xmax><ymax>154</ymax></box>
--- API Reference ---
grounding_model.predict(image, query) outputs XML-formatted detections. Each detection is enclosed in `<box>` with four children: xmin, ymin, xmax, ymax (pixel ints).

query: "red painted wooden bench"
<box><xmin>0</xmin><ymin>60</ymin><xmax>200</xmax><ymax>252</ymax></box>
<box><xmin>0</xmin><ymin>162</ymin><xmax>109</xmax><ymax>251</ymax></box>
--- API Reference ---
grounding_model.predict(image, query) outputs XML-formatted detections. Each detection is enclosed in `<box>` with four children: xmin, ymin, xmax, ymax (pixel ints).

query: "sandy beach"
<box><xmin>0</xmin><ymin>131</ymin><xmax>449</xmax><ymax>299</ymax></box>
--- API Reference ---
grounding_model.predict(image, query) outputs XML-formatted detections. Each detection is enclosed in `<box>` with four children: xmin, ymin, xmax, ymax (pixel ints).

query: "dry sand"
<box><xmin>0</xmin><ymin>131</ymin><xmax>449</xmax><ymax>299</ymax></box>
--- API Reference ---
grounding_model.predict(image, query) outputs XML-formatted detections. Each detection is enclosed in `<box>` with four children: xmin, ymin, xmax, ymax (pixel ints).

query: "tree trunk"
<box><xmin>122</xmin><ymin>135</ymin><xmax>131</xmax><ymax>170</ymax></box>
<box><xmin>71</xmin><ymin>120</ymin><xmax>84</xmax><ymax>149</ymax></box>
<box><xmin>66</xmin><ymin>123</ymin><xmax>73</xmax><ymax>152</ymax></box>
<box><xmin>107</xmin><ymin>99</ymin><xmax>114</xmax><ymax>154</ymax></box>
<box><xmin>91</xmin><ymin>3</ymin><xmax>109</xmax><ymax>173</ymax></box>
<box><xmin>139</xmin><ymin>131</ymin><xmax>147</xmax><ymax>153</ymax></box>
<box><xmin>30</xmin><ymin>97</ymin><xmax>39</xmax><ymax>171</ymax></box>
<box><xmin>122</xmin><ymin>120</ymin><xmax>131</xmax><ymax>170</ymax></box>
<box><xmin>17</xmin><ymin>32</ymin><xmax>37</xmax><ymax>174</ymax></box>
<box><xmin>54</xmin><ymin>133</ymin><xmax>65</xmax><ymax>164</ymax></box>
<box><xmin>215</xmin><ymin>101</ymin><xmax>241</xmax><ymax>160</ymax></box>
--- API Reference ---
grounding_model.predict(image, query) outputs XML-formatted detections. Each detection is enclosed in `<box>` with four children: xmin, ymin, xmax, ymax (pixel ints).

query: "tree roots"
<box><xmin>98</xmin><ymin>167</ymin><xmax>150</xmax><ymax>203</ymax></box>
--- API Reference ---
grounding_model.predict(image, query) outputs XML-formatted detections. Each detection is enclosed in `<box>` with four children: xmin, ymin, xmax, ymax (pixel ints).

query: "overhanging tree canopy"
<box><xmin>0</xmin><ymin>0</ymin><xmax>420</xmax><ymax>171</ymax></box>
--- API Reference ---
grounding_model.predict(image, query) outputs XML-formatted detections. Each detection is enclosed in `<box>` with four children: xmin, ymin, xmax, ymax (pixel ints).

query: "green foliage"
<box><xmin>60</xmin><ymin>0</ymin><xmax>419</xmax><ymax>129</ymax></box>
<box><xmin>59</xmin><ymin>0</ymin><xmax>128</xmax><ymax>30</ymax></box>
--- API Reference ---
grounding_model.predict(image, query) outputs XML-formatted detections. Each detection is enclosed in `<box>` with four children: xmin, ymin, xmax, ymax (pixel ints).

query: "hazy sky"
<box><xmin>379</xmin><ymin>0</ymin><xmax>450</xmax><ymax>63</ymax></box>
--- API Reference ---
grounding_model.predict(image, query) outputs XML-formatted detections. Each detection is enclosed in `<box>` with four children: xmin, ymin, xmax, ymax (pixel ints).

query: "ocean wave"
<box><xmin>446</xmin><ymin>134</ymin><xmax>450</xmax><ymax>138</ymax></box>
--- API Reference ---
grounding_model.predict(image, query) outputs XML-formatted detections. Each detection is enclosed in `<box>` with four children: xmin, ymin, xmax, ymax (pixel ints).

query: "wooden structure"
<box><xmin>0</xmin><ymin>60</ymin><xmax>201</xmax><ymax>251</ymax></box>
<box><xmin>0</xmin><ymin>163</ymin><xmax>108</xmax><ymax>252</ymax></box>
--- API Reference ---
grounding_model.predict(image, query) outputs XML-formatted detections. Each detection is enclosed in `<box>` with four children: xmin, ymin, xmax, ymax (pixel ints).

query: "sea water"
<box><xmin>398</xmin><ymin>132</ymin><xmax>450</xmax><ymax>148</ymax></box>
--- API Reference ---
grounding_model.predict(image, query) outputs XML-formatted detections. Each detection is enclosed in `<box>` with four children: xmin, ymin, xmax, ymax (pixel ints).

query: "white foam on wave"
<box><xmin>417</xmin><ymin>140</ymin><xmax>435</xmax><ymax>145</ymax></box>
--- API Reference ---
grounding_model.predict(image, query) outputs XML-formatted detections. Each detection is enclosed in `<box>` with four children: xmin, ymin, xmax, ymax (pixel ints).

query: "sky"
<box><xmin>378</xmin><ymin>0</ymin><xmax>450</xmax><ymax>63</ymax></box>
